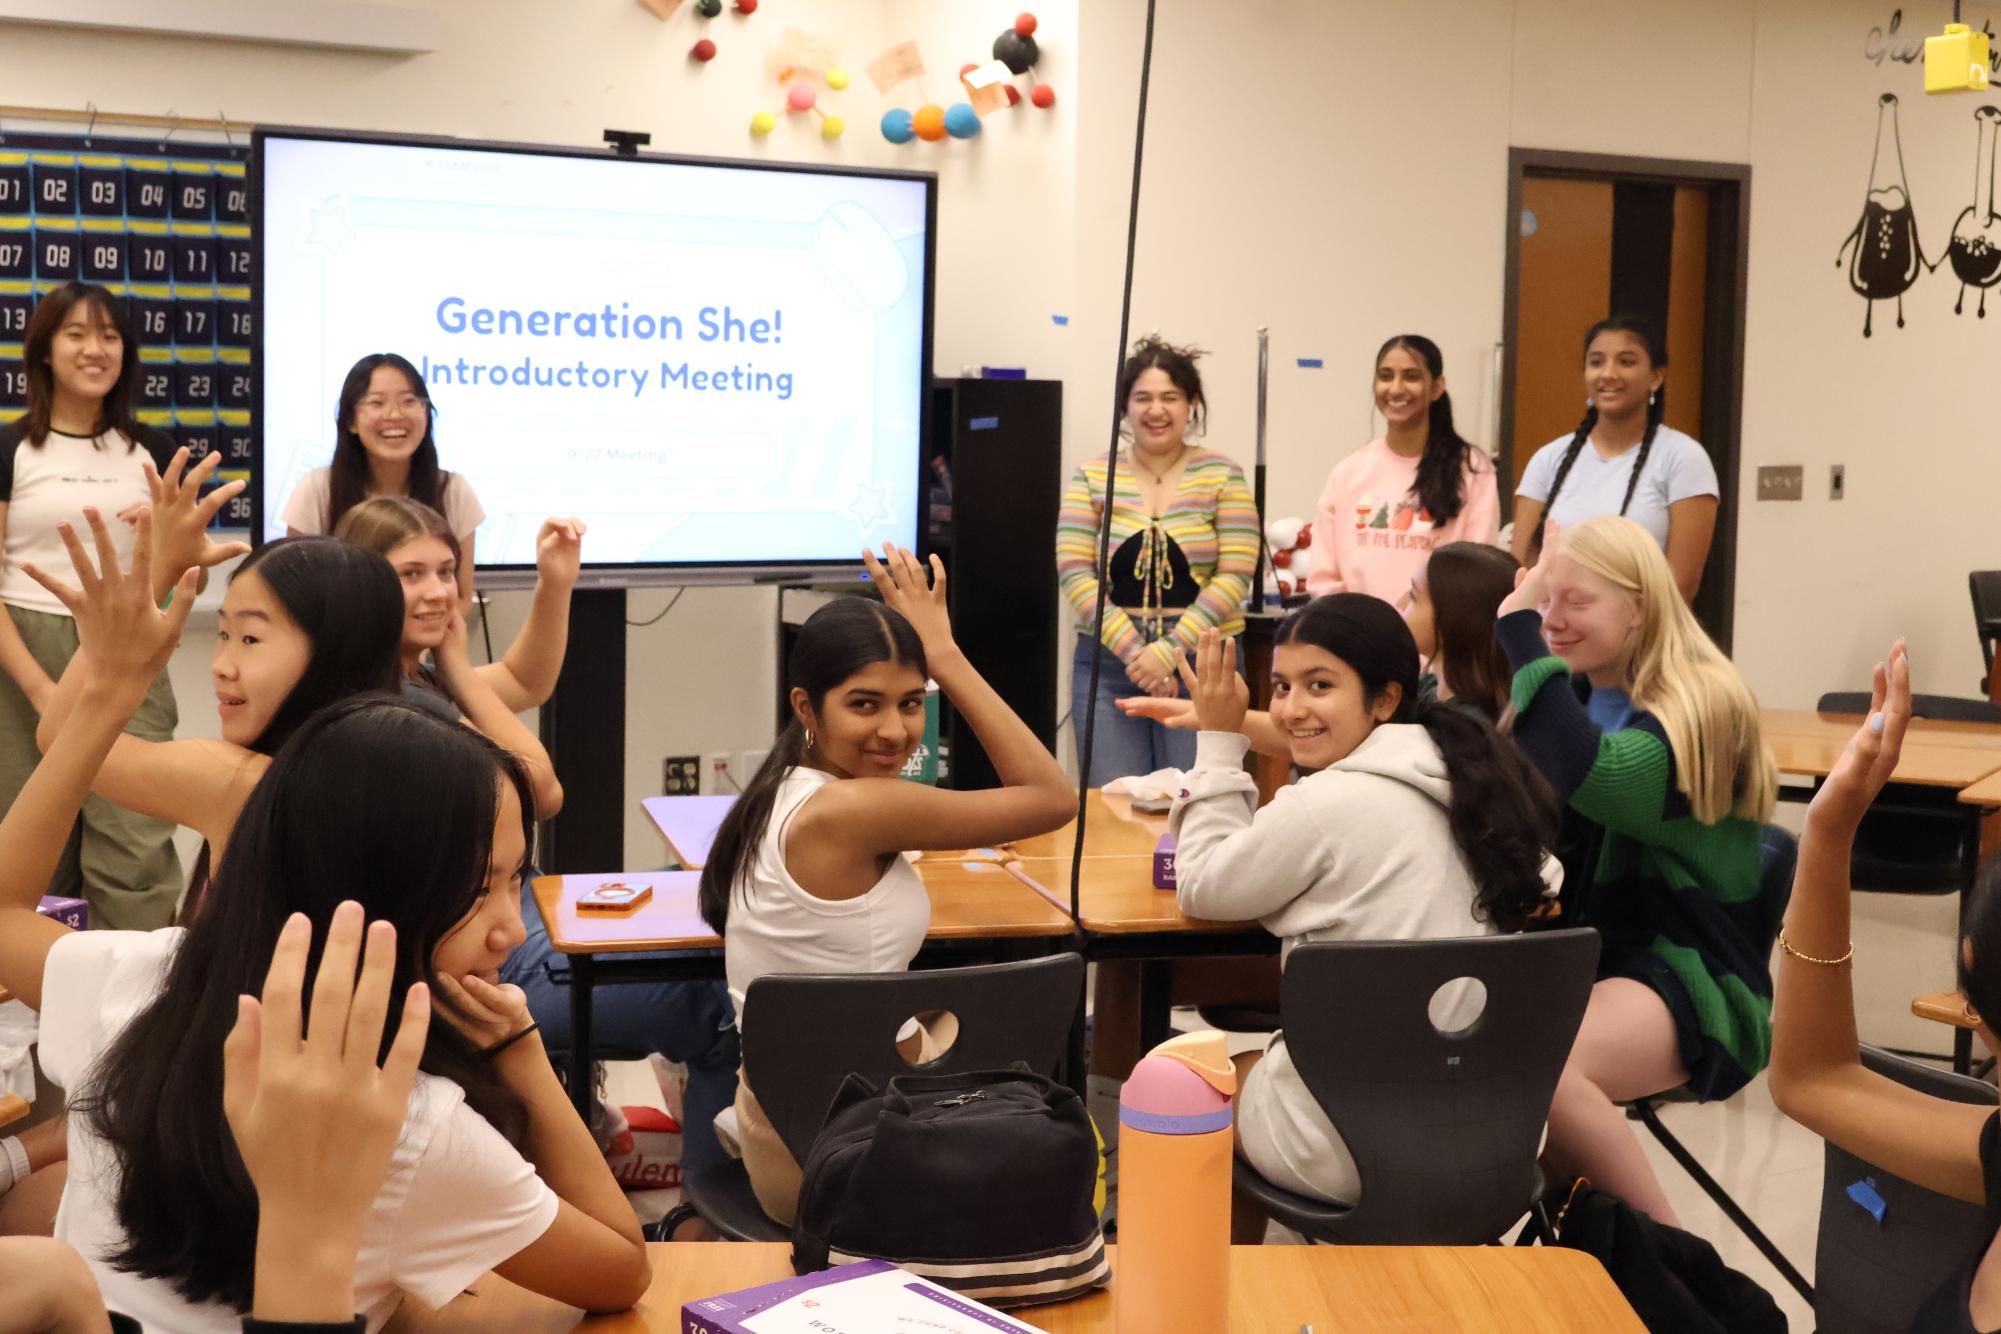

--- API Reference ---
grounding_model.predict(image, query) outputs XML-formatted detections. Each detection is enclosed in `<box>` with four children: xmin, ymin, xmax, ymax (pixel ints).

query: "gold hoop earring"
<box><xmin>804</xmin><ymin>730</ymin><xmax>816</xmax><ymax>756</ymax></box>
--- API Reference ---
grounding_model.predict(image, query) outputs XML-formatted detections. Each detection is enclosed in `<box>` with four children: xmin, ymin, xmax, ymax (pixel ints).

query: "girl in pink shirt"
<box><xmin>1306</xmin><ymin>335</ymin><xmax>1500</xmax><ymax>604</ymax></box>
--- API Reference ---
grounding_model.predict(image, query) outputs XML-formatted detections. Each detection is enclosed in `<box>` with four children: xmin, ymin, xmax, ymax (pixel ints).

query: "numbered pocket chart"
<box><xmin>0</xmin><ymin>135</ymin><xmax>255</xmax><ymax>530</ymax></box>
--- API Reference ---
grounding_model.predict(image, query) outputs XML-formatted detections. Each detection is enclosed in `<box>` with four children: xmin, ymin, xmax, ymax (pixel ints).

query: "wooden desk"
<box><xmin>1009</xmin><ymin>791</ymin><xmax>1172</xmax><ymax>861</ymax></box>
<box><xmin>1008</xmin><ymin>856</ymin><xmax>1247</xmax><ymax>936</ymax></box>
<box><xmin>384</xmin><ymin>1242</ymin><xmax>1643</xmax><ymax>1333</ymax></box>
<box><xmin>530</xmin><ymin>862</ymin><xmax>1075</xmax><ymax>1120</ymax></box>
<box><xmin>1913</xmin><ymin>989</ymin><xmax>1981</xmax><ymax>1030</ymax></box>
<box><xmin>1762</xmin><ymin>710</ymin><xmax>2001</xmax><ymax>788</ymax></box>
<box><xmin>639</xmin><ymin>795</ymin><xmax>736</xmax><ymax>869</ymax></box>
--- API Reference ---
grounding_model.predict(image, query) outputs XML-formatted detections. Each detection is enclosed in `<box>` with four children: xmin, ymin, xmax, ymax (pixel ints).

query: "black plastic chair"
<box><xmin>1971</xmin><ymin>572</ymin><xmax>2001</xmax><ymax>694</ymax></box>
<box><xmin>1813</xmin><ymin>1045</ymin><xmax>1996</xmax><ymax>1333</ymax></box>
<box><xmin>1231</xmin><ymin>927</ymin><xmax>1601</xmax><ymax>1244</ymax></box>
<box><xmin>1625</xmin><ymin>824</ymin><xmax>1812</xmax><ymax>1302</ymax></box>
<box><xmin>667</xmin><ymin>953</ymin><xmax>1085</xmax><ymax>1242</ymax></box>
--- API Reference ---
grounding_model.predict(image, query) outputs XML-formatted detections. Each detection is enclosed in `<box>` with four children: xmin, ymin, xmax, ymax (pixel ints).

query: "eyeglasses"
<box><xmin>357</xmin><ymin>394</ymin><xmax>427</xmax><ymax>417</ymax></box>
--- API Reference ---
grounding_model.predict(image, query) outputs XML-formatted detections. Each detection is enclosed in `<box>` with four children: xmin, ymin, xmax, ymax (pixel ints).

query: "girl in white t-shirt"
<box><xmin>696</xmin><ymin>545</ymin><xmax>1076</xmax><ymax>1224</ymax></box>
<box><xmin>0</xmin><ymin>509</ymin><xmax>650</xmax><ymax>1331</ymax></box>
<box><xmin>1509</xmin><ymin>316</ymin><xmax>1719</xmax><ymax>602</ymax></box>
<box><xmin>280</xmin><ymin>353</ymin><xmax>485</xmax><ymax>611</ymax></box>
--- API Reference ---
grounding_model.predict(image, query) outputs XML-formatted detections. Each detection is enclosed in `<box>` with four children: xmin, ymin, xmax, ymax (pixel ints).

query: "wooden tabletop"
<box><xmin>1008</xmin><ymin>791</ymin><xmax>1175</xmax><ymax>861</ymax></box>
<box><xmin>529</xmin><ymin>859</ymin><xmax>1073</xmax><ymax>956</ymax></box>
<box><xmin>383</xmin><ymin>1242</ymin><xmax>1643</xmax><ymax>1333</ymax></box>
<box><xmin>1913</xmin><ymin>990</ymin><xmax>1982</xmax><ymax>1029</ymax></box>
<box><xmin>1963</xmin><ymin>769</ymin><xmax>2001</xmax><ymax>808</ymax></box>
<box><xmin>1009</xmin><ymin>855</ymin><xmax>1250</xmax><ymax>935</ymax></box>
<box><xmin>1761</xmin><ymin>709</ymin><xmax>2001</xmax><ymax>787</ymax></box>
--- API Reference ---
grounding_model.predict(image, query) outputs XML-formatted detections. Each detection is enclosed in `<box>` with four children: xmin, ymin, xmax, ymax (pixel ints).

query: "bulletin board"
<box><xmin>0</xmin><ymin>133</ymin><xmax>255</xmax><ymax>529</ymax></box>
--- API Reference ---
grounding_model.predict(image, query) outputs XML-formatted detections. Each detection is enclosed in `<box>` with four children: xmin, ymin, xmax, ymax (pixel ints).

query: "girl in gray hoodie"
<box><xmin>1169</xmin><ymin>594</ymin><xmax>1560</xmax><ymax>1220</ymax></box>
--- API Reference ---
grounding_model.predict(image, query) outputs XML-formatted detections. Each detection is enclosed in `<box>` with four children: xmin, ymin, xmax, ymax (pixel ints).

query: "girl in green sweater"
<box><xmin>1495</xmin><ymin>516</ymin><xmax>1777</xmax><ymax>1226</ymax></box>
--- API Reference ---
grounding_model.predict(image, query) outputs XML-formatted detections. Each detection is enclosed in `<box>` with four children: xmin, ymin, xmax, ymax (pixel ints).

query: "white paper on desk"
<box><xmin>1102</xmin><ymin>767</ymin><xmax>1187</xmax><ymax>805</ymax></box>
<box><xmin>739</xmin><ymin>1263</ymin><xmax>1044</xmax><ymax>1333</ymax></box>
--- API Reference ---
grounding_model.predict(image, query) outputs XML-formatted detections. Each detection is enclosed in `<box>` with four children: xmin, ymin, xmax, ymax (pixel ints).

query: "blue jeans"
<box><xmin>1070</xmin><ymin>634</ymin><xmax>1197</xmax><ymax>788</ymax></box>
<box><xmin>501</xmin><ymin>885</ymin><xmax>740</xmax><ymax>1179</ymax></box>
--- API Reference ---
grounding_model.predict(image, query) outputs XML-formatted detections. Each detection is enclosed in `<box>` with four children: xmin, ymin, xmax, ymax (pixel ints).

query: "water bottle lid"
<box><xmin>1120</xmin><ymin>1031</ymin><xmax>1235</xmax><ymax>1121</ymax></box>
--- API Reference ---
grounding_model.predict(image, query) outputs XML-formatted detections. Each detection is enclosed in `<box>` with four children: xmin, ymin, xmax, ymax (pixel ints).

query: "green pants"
<box><xmin>0</xmin><ymin>604</ymin><xmax>183</xmax><ymax>930</ymax></box>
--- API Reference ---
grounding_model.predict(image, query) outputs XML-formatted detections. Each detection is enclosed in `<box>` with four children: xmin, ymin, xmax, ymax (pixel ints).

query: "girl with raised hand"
<box><xmin>698</xmin><ymin>544</ymin><xmax>1075</xmax><ymax>1224</ymax></box>
<box><xmin>1055</xmin><ymin>336</ymin><xmax>1258</xmax><ymax>783</ymax></box>
<box><xmin>1120</xmin><ymin>542</ymin><xmax>1523</xmax><ymax>753</ymax></box>
<box><xmin>1167</xmin><ymin>606</ymin><xmax>1559</xmax><ymax>1234</ymax></box>
<box><xmin>282</xmin><ymin>353</ymin><xmax>485</xmax><ymax>610</ymax></box>
<box><xmin>330</xmin><ymin>496</ymin><xmax>570</xmax><ymax>816</ymax></box>
<box><xmin>1306</xmin><ymin>335</ymin><xmax>1500</xmax><ymax>604</ymax></box>
<box><xmin>1766</xmin><ymin>645</ymin><xmax>2001</xmax><ymax>1328</ymax></box>
<box><xmin>335</xmin><ymin>493</ymin><xmax>741</xmax><ymax>1178</ymax></box>
<box><xmin>0</xmin><ymin>283</ymin><xmax>209</xmax><ymax>929</ymax></box>
<box><xmin>0</xmin><ymin>508</ymin><xmax>650</xmax><ymax>1330</ymax></box>
<box><xmin>1495</xmin><ymin>515</ymin><xmax>1777</xmax><ymax>1225</ymax></box>
<box><xmin>36</xmin><ymin>454</ymin><xmax>404</xmax><ymax>891</ymax></box>
<box><xmin>1510</xmin><ymin>317</ymin><xmax>1719</xmax><ymax>602</ymax></box>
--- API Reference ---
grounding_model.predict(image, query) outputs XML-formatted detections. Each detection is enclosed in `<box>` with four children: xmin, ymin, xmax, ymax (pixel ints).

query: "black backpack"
<box><xmin>791</xmin><ymin>1067</ymin><xmax>1110</xmax><ymax>1309</ymax></box>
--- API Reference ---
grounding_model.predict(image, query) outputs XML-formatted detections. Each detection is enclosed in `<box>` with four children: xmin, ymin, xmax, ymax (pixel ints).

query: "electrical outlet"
<box><xmin>1755</xmin><ymin>465</ymin><xmax>1804</xmax><ymax>501</ymax></box>
<box><xmin>1830</xmin><ymin>464</ymin><xmax>1846</xmax><ymax>500</ymax></box>
<box><xmin>707</xmin><ymin>750</ymin><xmax>736</xmax><ymax>795</ymax></box>
<box><xmin>662</xmin><ymin>755</ymin><xmax>700</xmax><ymax>795</ymax></box>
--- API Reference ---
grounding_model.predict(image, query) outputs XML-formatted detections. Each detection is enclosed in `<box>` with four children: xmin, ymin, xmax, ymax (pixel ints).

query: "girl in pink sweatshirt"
<box><xmin>1306</xmin><ymin>335</ymin><xmax>1499</xmax><ymax>604</ymax></box>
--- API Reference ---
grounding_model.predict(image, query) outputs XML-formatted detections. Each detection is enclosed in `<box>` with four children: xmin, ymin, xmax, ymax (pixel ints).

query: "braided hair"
<box><xmin>1539</xmin><ymin>315</ymin><xmax>1668</xmax><ymax>527</ymax></box>
<box><xmin>1376</xmin><ymin>334</ymin><xmax>1482</xmax><ymax>524</ymax></box>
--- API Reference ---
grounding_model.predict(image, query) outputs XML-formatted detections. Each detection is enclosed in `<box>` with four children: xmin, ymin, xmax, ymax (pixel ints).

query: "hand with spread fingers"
<box><xmin>144</xmin><ymin>447</ymin><xmax>253</xmax><ymax>591</ymax></box>
<box><xmin>223</xmin><ymin>902</ymin><xmax>431</xmax><ymax>1323</ymax></box>
<box><xmin>22</xmin><ymin>507</ymin><xmax>196</xmax><ymax>699</ymax></box>
<box><xmin>1176</xmin><ymin>628</ymin><xmax>1249</xmax><ymax>735</ymax></box>
<box><xmin>862</xmin><ymin>543</ymin><xmax>955</xmax><ymax>656</ymax></box>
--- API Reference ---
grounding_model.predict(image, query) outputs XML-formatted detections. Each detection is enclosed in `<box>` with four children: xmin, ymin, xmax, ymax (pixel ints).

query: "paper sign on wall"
<box><xmin>635</xmin><ymin>0</ymin><xmax>685</xmax><ymax>19</ymax></box>
<box><xmin>961</xmin><ymin>59</ymin><xmax>1014</xmax><ymax>115</ymax></box>
<box><xmin>775</xmin><ymin>27</ymin><xmax>843</xmax><ymax>72</ymax></box>
<box><xmin>867</xmin><ymin>40</ymin><xmax>926</xmax><ymax>92</ymax></box>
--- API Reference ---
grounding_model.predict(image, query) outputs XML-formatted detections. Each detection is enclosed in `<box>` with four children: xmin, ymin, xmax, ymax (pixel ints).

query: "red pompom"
<box><xmin>1015</xmin><ymin>13</ymin><xmax>1038</xmax><ymax>37</ymax></box>
<box><xmin>1029</xmin><ymin>82</ymin><xmax>1055</xmax><ymax>109</ymax></box>
<box><xmin>691</xmin><ymin>37</ymin><xmax>717</xmax><ymax>60</ymax></box>
<box><xmin>1003</xmin><ymin>84</ymin><xmax>1022</xmax><ymax>106</ymax></box>
<box><xmin>1272</xmin><ymin>548</ymin><xmax>1293</xmax><ymax>569</ymax></box>
<box><xmin>735</xmin><ymin>0</ymin><xmax>757</xmax><ymax>11</ymax></box>
<box><xmin>1295</xmin><ymin>527</ymin><xmax>1313</xmax><ymax>548</ymax></box>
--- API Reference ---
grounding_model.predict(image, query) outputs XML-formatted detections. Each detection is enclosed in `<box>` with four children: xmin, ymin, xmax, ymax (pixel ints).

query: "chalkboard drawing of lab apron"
<box><xmin>1949</xmin><ymin>105</ymin><xmax>2001</xmax><ymax>317</ymax></box>
<box><xmin>1838</xmin><ymin>93</ymin><xmax>1927</xmax><ymax>338</ymax></box>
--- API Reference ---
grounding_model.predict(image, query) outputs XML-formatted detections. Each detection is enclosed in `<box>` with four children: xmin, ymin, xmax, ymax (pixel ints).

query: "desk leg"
<box><xmin>1956</xmin><ymin>1027</ymin><xmax>1974</xmax><ymax>1077</ymax></box>
<box><xmin>569</xmin><ymin>953</ymin><xmax>596</xmax><ymax>1123</ymax></box>
<box><xmin>1137</xmin><ymin>959</ymin><xmax>1173</xmax><ymax>1055</ymax></box>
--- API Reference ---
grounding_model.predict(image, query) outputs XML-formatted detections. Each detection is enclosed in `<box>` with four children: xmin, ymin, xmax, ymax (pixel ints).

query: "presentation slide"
<box><xmin>257</xmin><ymin>133</ymin><xmax>929</xmax><ymax>567</ymax></box>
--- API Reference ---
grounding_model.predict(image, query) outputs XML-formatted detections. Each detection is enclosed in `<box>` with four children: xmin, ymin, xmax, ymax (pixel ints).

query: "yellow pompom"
<box><xmin>821</xmin><ymin>115</ymin><xmax>846</xmax><ymax>140</ymax></box>
<box><xmin>826</xmin><ymin>67</ymin><xmax>850</xmax><ymax>91</ymax></box>
<box><xmin>750</xmin><ymin>110</ymin><xmax>777</xmax><ymax>136</ymax></box>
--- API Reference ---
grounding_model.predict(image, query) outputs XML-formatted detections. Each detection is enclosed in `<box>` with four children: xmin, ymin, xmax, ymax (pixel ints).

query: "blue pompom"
<box><xmin>880</xmin><ymin>108</ymin><xmax>916</xmax><ymax>144</ymax></box>
<box><xmin>944</xmin><ymin>103</ymin><xmax>982</xmax><ymax>139</ymax></box>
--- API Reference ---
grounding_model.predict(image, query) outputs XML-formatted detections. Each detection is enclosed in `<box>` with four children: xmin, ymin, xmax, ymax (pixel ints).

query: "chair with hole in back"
<box><xmin>1230</xmin><ymin>927</ymin><xmax>1600</xmax><ymax>1245</ymax></box>
<box><xmin>1813</xmin><ymin>1045</ymin><xmax>1996</xmax><ymax>1334</ymax></box>
<box><xmin>1623</xmin><ymin>824</ymin><xmax>1813</xmax><ymax>1302</ymax></box>
<box><xmin>663</xmin><ymin>952</ymin><xmax>1086</xmax><ymax>1242</ymax></box>
<box><xmin>1972</xmin><ymin>572</ymin><xmax>2001</xmax><ymax>695</ymax></box>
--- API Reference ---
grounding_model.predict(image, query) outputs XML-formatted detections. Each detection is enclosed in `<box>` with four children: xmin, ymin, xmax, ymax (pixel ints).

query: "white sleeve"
<box><xmin>388</xmin><ymin>1099</ymin><xmax>560</xmax><ymax>1308</ymax></box>
<box><xmin>38</xmin><ymin>930</ymin><xmax>177</xmax><ymax>1091</ymax></box>
<box><xmin>1169</xmin><ymin>732</ymin><xmax>1335</xmax><ymax>923</ymax></box>
<box><xmin>278</xmin><ymin>469</ymin><xmax>329</xmax><ymax>534</ymax></box>
<box><xmin>444</xmin><ymin>474</ymin><xmax>487</xmax><ymax>538</ymax></box>
<box><xmin>1661</xmin><ymin>434</ymin><xmax>1720</xmax><ymax>503</ymax></box>
<box><xmin>1514</xmin><ymin>440</ymin><xmax>1560</xmax><ymax>503</ymax></box>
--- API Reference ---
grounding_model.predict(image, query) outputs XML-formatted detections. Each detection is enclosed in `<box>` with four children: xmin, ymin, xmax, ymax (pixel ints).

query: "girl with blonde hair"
<box><xmin>1495</xmin><ymin>515</ymin><xmax>1776</xmax><ymax>1225</ymax></box>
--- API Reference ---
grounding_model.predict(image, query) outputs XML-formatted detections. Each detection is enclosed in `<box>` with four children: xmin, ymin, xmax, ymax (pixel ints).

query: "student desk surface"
<box><xmin>642</xmin><ymin>793</ymin><xmax>1015</xmax><ymax>872</ymax></box>
<box><xmin>1761</xmin><ymin>709</ymin><xmax>2001</xmax><ymax>787</ymax></box>
<box><xmin>383</xmin><ymin>1241</ymin><xmax>1644</xmax><ymax>1333</ymax></box>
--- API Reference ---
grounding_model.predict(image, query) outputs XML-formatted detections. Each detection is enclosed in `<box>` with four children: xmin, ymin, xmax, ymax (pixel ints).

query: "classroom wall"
<box><xmin>10</xmin><ymin>1</ymin><xmax>1993</xmax><ymax>870</ymax></box>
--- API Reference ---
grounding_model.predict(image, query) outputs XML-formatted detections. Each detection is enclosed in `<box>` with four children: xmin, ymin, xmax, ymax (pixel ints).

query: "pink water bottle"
<box><xmin>1116</xmin><ymin>1030</ymin><xmax>1237</xmax><ymax>1332</ymax></box>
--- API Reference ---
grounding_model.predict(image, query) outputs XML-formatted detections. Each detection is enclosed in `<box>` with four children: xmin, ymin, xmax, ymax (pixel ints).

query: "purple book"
<box><xmin>681</xmin><ymin>1260</ymin><xmax>1046</xmax><ymax>1334</ymax></box>
<box><xmin>37</xmin><ymin>896</ymin><xmax>87</xmax><ymax>931</ymax></box>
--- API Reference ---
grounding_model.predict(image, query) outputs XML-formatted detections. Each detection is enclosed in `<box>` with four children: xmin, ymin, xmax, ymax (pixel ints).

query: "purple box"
<box><xmin>681</xmin><ymin>1259</ymin><xmax>1044</xmax><ymax>1334</ymax></box>
<box><xmin>1153</xmin><ymin>831</ymin><xmax>1176</xmax><ymax>891</ymax></box>
<box><xmin>37</xmin><ymin>896</ymin><xmax>87</xmax><ymax>931</ymax></box>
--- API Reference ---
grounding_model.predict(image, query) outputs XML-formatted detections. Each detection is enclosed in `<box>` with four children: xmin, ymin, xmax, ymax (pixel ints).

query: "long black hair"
<box><xmin>230</xmin><ymin>537</ymin><xmax>405</xmax><ymax>755</ymax></box>
<box><xmin>1275</xmin><ymin>593</ymin><xmax>1559</xmax><ymax>931</ymax></box>
<box><xmin>326</xmin><ymin>353</ymin><xmax>451</xmax><ymax>534</ymax></box>
<box><xmin>20</xmin><ymin>281</ymin><xmax>143</xmax><ymax>447</ymax></box>
<box><xmin>698</xmin><ymin>596</ymin><xmax>927</xmax><ymax>934</ymax></box>
<box><xmin>1376</xmin><ymin>334</ymin><xmax>1483</xmax><ymax>524</ymax></box>
<box><xmin>73</xmin><ymin>697</ymin><xmax>536</xmax><ymax>1310</ymax></box>
<box><xmin>1540</xmin><ymin>315</ymin><xmax>1668</xmax><ymax>524</ymax></box>
<box><xmin>1424</xmin><ymin>541</ymin><xmax>1520</xmax><ymax>721</ymax></box>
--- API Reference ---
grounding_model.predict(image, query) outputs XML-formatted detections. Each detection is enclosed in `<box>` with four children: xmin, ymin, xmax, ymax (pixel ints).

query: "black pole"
<box><xmin>538</xmin><ymin>587</ymin><xmax>626</xmax><ymax>872</ymax></box>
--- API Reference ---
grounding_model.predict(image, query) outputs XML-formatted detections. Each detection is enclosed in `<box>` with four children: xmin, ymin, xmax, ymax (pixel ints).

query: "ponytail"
<box><xmin>698</xmin><ymin>723</ymin><xmax>809</xmax><ymax>934</ymax></box>
<box><xmin>1617</xmin><ymin>385</ymin><xmax>1666</xmax><ymax>517</ymax></box>
<box><xmin>1537</xmin><ymin>406</ymin><xmax>1597</xmax><ymax>528</ymax></box>
<box><xmin>1407</xmin><ymin>699</ymin><xmax>1562</xmax><ymax>932</ymax></box>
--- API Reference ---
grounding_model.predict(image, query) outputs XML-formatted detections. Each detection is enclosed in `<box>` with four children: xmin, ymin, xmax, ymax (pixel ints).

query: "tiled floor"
<box><xmin>604</xmin><ymin>883</ymin><xmax>1974</xmax><ymax>1329</ymax></box>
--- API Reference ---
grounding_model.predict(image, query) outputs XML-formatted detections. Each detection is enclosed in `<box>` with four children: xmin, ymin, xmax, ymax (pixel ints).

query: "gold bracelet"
<box><xmin>1777</xmin><ymin>929</ymin><xmax>1853</xmax><ymax>967</ymax></box>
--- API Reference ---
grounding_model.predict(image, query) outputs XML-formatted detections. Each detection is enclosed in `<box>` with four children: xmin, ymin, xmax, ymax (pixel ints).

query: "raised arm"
<box><xmin>1119</xmin><ymin>692</ymin><xmax>1292</xmax><ymax>759</ymax></box>
<box><xmin>1768</xmin><ymin>645</ymin><xmax>1992</xmax><ymax>1203</ymax></box>
<box><xmin>0</xmin><ymin>509</ymin><xmax>197</xmax><ymax>1009</ymax></box>
<box><xmin>143</xmin><ymin>447</ymin><xmax>252</xmax><ymax>605</ymax></box>
<box><xmin>478</xmin><ymin>518</ymin><xmax>584</xmax><ymax>712</ymax></box>
<box><xmin>802</xmin><ymin>546</ymin><xmax>1074</xmax><ymax>856</ymax></box>
<box><xmin>433</xmin><ymin>609</ymin><xmax>565</xmax><ymax>818</ymax></box>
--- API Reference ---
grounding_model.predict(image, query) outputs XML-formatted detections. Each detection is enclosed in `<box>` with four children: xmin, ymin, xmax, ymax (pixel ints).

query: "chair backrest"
<box><xmin>1813</xmin><ymin>1045</ymin><xmax>1996</xmax><ymax>1334</ymax></box>
<box><xmin>740</xmin><ymin>953</ymin><xmax>1085</xmax><ymax>1162</ymax></box>
<box><xmin>1971</xmin><ymin>572</ymin><xmax>2001</xmax><ymax>676</ymax></box>
<box><xmin>1277</xmin><ymin>927</ymin><xmax>1601</xmax><ymax>1243</ymax></box>
<box><xmin>1754</xmin><ymin>823</ymin><xmax>1798</xmax><ymax>950</ymax></box>
<box><xmin>1818</xmin><ymin>690</ymin><xmax>2001</xmax><ymax>725</ymax></box>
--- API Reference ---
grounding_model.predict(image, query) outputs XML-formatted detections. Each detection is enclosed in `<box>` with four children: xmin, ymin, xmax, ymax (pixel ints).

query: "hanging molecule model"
<box><xmin>880</xmin><ymin>13</ymin><xmax>1053</xmax><ymax>146</ymax></box>
<box><xmin>685</xmin><ymin>0</ymin><xmax>755</xmax><ymax>62</ymax></box>
<box><xmin>751</xmin><ymin>66</ymin><xmax>851</xmax><ymax>140</ymax></box>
